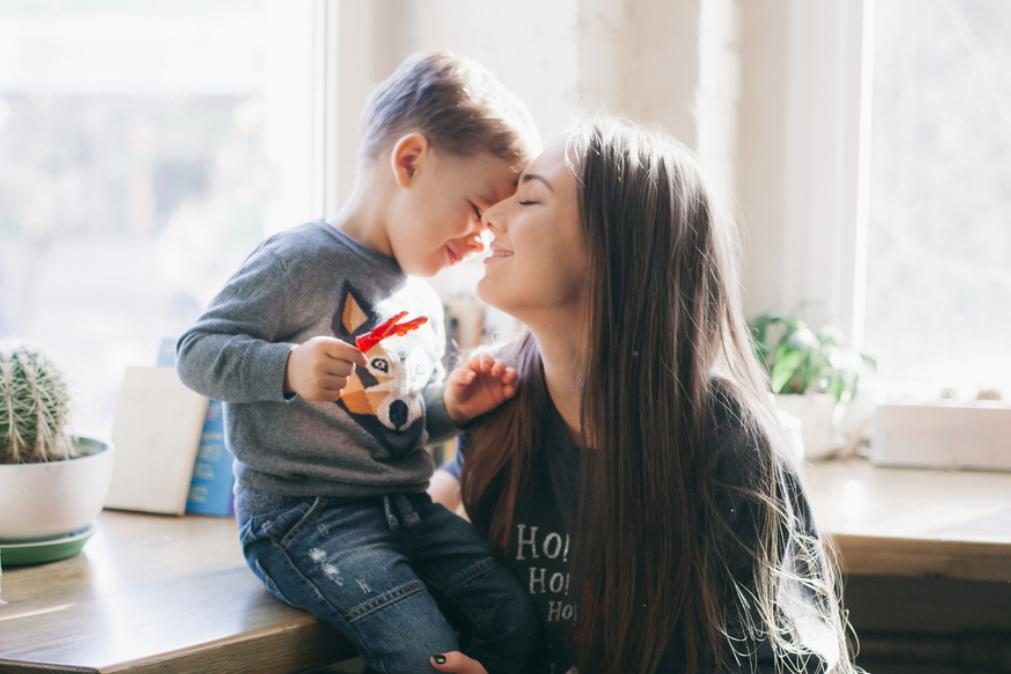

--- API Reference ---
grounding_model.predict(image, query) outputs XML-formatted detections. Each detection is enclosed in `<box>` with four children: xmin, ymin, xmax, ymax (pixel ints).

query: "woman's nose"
<box><xmin>482</xmin><ymin>204</ymin><xmax>506</xmax><ymax>233</ymax></box>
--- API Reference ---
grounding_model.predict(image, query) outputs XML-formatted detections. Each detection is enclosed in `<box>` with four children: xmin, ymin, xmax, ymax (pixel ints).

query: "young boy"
<box><xmin>176</xmin><ymin>52</ymin><xmax>540</xmax><ymax>674</ymax></box>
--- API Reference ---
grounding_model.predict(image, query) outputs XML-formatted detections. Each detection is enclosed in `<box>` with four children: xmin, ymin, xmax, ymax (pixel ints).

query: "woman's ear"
<box><xmin>390</xmin><ymin>132</ymin><xmax>429</xmax><ymax>188</ymax></box>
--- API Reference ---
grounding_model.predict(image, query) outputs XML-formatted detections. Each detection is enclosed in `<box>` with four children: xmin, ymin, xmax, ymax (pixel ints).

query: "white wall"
<box><xmin>735</xmin><ymin>0</ymin><xmax>792</xmax><ymax>318</ymax></box>
<box><xmin>327</xmin><ymin>0</ymin><xmax>721</xmax><ymax>203</ymax></box>
<box><xmin>396</xmin><ymin>0</ymin><xmax>583</xmax><ymax>144</ymax></box>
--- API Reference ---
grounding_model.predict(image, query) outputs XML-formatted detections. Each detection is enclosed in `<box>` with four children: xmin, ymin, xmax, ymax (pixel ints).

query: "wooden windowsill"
<box><xmin>802</xmin><ymin>457</ymin><xmax>1011</xmax><ymax>583</ymax></box>
<box><xmin>2</xmin><ymin>457</ymin><xmax>1009</xmax><ymax>672</ymax></box>
<box><xmin>0</xmin><ymin>512</ymin><xmax>356</xmax><ymax>673</ymax></box>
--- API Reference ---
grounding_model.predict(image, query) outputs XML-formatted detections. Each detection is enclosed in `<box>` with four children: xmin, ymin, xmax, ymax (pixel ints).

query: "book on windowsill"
<box><xmin>185</xmin><ymin>399</ymin><xmax>235</xmax><ymax>516</ymax></box>
<box><xmin>158</xmin><ymin>338</ymin><xmax>236</xmax><ymax>517</ymax></box>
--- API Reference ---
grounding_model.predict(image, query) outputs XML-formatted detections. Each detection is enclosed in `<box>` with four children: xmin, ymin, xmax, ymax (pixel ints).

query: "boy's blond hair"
<box><xmin>360</xmin><ymin>51</ymin><xmax>540</xmax><ymax>165</ymax></box>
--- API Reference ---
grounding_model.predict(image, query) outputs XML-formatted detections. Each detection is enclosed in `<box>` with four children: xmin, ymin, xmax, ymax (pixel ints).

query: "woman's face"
<box><xmin>477</xmin><ymin>140</ymin><xmax>589</xmax><ymax>320</ymax></box>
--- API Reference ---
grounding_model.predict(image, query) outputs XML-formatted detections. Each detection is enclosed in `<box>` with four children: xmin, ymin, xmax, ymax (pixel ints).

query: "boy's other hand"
<box><xmin>283</xmin><ymin>336</ymin><xmax>368</xmax><ymax>401</ymax></box>
<box><xmin>444</xmin><ymin>352</ymin><xmax>518</xmax><ymax>425</ymax></box>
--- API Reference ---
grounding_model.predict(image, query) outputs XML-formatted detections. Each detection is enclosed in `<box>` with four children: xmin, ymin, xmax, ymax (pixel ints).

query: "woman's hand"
<box><xmin>430</xmin><ymin>651</ymin><xmax>488</xmax><ymax>674</ymax></box>
<box><xmin>444</xmin><ymin>353</ymin><xmax>518</xmax><ymax>426</ymax></box>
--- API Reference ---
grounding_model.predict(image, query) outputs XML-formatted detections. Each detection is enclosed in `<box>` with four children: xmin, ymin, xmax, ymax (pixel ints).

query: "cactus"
<box><xmin>0</xmin><ymin>342</ymin><xmax>74</xmax><ymax>463</ymax></box>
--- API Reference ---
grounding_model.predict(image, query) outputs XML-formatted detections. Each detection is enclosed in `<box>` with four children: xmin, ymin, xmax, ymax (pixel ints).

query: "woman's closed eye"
<box><xmin>469</xmin><ymin>202</ymin><xmax>483</xmax><ymax>219</ymax></box>
<box><xmin>517</xmin><ymin>199</ymin><xmax>539</xmax><ymax>206</ymax></box>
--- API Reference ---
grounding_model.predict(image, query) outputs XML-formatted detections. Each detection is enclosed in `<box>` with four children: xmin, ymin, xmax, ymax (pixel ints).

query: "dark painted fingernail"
<box><xmin>433</xmin><ymin>654</ymin><xmax>447</xmax><ymax>664</ymax></box>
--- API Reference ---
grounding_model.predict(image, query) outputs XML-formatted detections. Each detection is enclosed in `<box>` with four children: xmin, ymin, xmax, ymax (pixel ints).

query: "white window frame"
<box><xmin>778</xmin><ymin>0</ymin><xmax>876</xmax><ymax>351</ymax></box>
<box><xmin>313</xmin><ymin>0</ymin><xmax>395</xmax><ymax>221</ymax></box>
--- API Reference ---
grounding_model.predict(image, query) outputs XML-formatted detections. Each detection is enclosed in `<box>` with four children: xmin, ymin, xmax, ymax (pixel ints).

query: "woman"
<box><xmin>429</xmin><ymin>119</ymin><xmax>860</xmax><ymax>674</ymax></box>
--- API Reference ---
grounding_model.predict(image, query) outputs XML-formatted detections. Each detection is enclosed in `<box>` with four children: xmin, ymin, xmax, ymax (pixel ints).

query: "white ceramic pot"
<box><xmin>0</xmin><ymin>436</ymin><xmax>114</xmax><ymax>540</ymax></box>
<box><xmin>774</xmin><ymin>394</ymin><xmax>845</xmax><ymax>461</ymax></box>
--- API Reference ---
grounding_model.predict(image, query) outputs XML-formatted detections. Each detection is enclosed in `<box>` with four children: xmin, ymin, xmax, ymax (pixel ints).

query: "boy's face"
<box><xmin>386</xmin><ymin>140</ymin><xmax>522</xmax><ymax>277</ymax></box>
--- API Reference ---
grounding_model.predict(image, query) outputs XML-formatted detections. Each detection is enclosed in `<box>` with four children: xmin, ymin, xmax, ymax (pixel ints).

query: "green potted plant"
<box><xmin>749</xmin><ymin>312</ymin><xmax>876</xmax><ymax>460</ymax></box>
<box><xmin>0</xmin><ymin>341</ymin><xmax>114</xmax><ymax>565</ymax></box>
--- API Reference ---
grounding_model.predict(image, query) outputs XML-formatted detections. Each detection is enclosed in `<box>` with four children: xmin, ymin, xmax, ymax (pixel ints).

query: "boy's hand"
<box><xmin>444</xmin><ymin>353</ymin><xmax>518</xmax><ymax>426</ymax></box>
<box><xmin>284</xmin><ymin>336</ymin><xmax>367</xmax><ymax>401</ymax></box>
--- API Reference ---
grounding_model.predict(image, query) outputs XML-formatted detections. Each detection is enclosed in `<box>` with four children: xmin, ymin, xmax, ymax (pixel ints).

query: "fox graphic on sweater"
<box><xmin>331</xmin><ymin>281</ymin><xmax>439</xmax><ymax>457</ymax></box>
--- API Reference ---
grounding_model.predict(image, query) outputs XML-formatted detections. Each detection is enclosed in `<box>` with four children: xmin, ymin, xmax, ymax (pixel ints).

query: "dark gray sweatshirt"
<box><xmin>176</xmin><ymin>220</ymin><xmax>456</xmax><ymax>498</ymax></box>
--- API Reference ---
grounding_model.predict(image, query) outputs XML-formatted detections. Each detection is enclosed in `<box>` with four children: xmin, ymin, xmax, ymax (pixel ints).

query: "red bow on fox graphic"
<box><xmin>331</xmin><ymin>282</ymin><xmax>438</xmax><ymax>457</ymax></box>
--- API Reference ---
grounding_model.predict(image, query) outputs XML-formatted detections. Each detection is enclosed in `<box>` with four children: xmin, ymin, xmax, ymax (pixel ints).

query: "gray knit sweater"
<box><xmin>176</xmin><ymin>220</ymin><xmax>456</xmax><ymax>498</ymax></box>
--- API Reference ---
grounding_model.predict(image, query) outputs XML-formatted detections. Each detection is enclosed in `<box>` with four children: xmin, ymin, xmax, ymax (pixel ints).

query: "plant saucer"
<box><xmin>0</xmin><ymin>524</ymin><xmax>95</xmax><ymax>567</ymax></box>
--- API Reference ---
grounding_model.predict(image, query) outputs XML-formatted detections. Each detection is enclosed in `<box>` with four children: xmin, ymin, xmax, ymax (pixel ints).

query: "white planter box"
<box><xmin>775</xmin><ymin>394</ymin><xmax>844</xmax><ymax>461</ymax></box>
<box><xmin>871</xmin><ymin>402</ymin><xmax>1011</xmax><ymax>471</ymax></box>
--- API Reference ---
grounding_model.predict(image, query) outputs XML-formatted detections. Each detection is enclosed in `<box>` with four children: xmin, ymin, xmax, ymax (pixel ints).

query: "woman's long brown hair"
<box><xmin>461</xmin><ymin>119</ymin><xmax>860</xmax><ymax>674</ymax></box>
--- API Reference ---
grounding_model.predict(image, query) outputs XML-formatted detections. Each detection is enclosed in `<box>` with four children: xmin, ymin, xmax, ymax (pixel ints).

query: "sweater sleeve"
<box><xmin>175</xmin><ymin>242</ymin><xmax>297</xmax><ymax>403</ymax></box>
<box><xmin>424</xmin><ymin>383</ymin><xmax>462</xmax><ymax>444</ymax></box>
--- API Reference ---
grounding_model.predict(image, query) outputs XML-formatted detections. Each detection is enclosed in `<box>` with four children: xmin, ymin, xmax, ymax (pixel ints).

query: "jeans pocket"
<box><xmin>252</xmin><ymin>496</ymin><xmax>326</xmax><ymax>550</ymax></box>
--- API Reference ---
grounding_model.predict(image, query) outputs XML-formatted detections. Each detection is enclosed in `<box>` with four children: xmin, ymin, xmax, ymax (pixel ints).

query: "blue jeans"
<box><xmin>237</xmin><ymin>490</ymin><xmax>538</xmax><ymax>674</ymax></box>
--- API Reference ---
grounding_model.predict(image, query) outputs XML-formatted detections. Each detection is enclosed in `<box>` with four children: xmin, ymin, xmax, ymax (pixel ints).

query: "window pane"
<box><xmin>864</xmin><ymin>0</ymin><xmax>1011</xmax><ymax>395</ymax></box>
<box><xmin>0</xmin><ymin>2</ymin><xmax>315</xmax><ymax>438</ymax></box>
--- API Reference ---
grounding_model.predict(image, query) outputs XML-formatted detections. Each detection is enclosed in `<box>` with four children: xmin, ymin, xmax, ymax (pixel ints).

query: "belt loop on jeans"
<box><xmin>394</xmin><ymin>494</ymin><xmax>421</xmax><ymax>529</ymax></box>
<box><xmin>382</xmin><ymin>495</ymin><xmax>399</xmax><ymax>531</ymax></box>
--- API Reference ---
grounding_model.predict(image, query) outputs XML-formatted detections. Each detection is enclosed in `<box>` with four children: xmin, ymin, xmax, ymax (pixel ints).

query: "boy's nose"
<box><xmin>464</xmin><ymin>231</ymin><xmax>486</xmax><ymax>253</ymax></box>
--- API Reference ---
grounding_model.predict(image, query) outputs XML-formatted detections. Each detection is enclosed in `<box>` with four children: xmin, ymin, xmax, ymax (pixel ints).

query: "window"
<box><xmin>0</xmin><ymin>1</ymin><xmax>317</xmax><ymax>437</ymax></box>
<box><xmin>862</xmin><ymin>0</ymin><xmax>1011</xmax><ymax>396</ymax></box>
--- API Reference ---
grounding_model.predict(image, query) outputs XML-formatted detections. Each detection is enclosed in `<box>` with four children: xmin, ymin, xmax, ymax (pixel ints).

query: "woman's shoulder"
<box><xmin>703</xmin><ymin>379</ymin><xmax>812</xmax><ymax>515</ymax></box>
<box><xmin>705</xmin><ymin>379</ymin><xmax>821</xmax><ymax>537</ymax></box>
<box><xmin>704</xmin><ymin>381</ymin><xmax>767</xmax><ymax>475</ymax></box>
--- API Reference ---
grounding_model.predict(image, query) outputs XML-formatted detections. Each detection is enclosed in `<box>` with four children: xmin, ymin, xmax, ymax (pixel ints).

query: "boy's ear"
<box><xmin>390</xmin><ymin>132</ymin><xmax>429</xmax><ymax>188</ymax></box>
